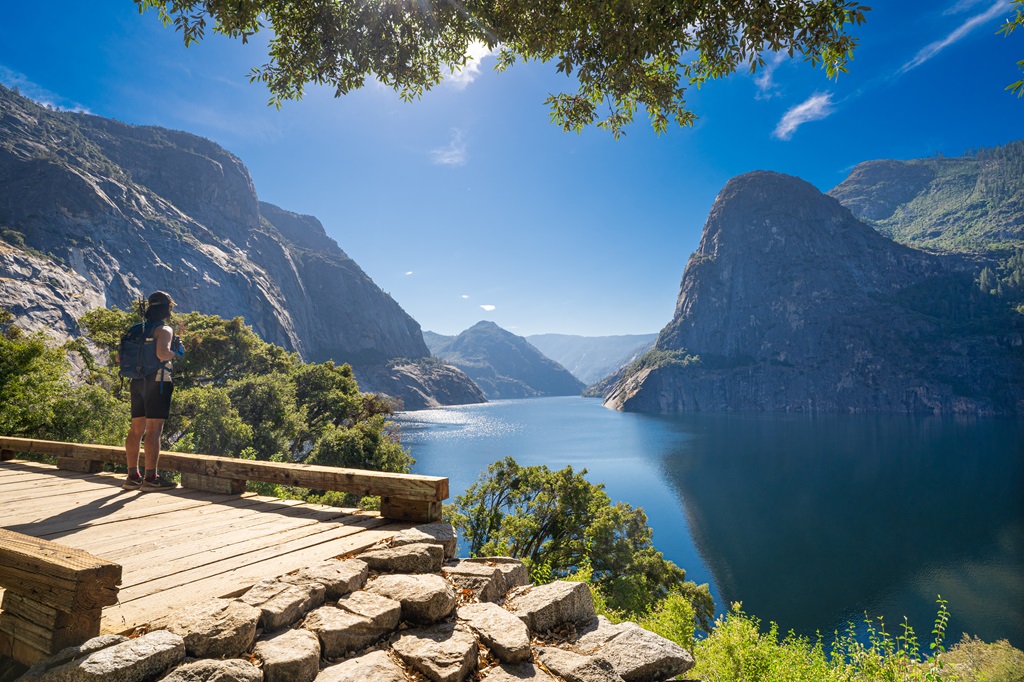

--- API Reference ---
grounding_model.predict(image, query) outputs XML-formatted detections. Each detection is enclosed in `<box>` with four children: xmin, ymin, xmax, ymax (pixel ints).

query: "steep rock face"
<box><xmin>358</xmin><ymin>361</ymin><xmax>487</xmax><ymax>410</ymax></box>
<box><xmin>0</xmin><ymin>85</ymin><xmax>474</xmax><ymax>405</ymax></box>
<box><xmin>432</xmin><ymin>321</ymin><xmax>586</xmax><ymax>399</ymax></box>
<box><xmin>605</xmin><ymin>171</ymin><xmax>1024</xmax><ymax>416</ymax></box>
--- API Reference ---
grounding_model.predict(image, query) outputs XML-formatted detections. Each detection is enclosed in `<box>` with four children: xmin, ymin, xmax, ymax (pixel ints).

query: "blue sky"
<box><xmin>1</xmin><ymin>1</ymin><xmax>1020</xmax><ymax>336</ymax></box>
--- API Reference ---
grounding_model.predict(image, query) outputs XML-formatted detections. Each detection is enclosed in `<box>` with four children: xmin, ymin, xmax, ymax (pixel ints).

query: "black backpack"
<box><xmin>118</xmin><ymin>321</ymin><xmax>170</xmax><ymax>380</ymax></box>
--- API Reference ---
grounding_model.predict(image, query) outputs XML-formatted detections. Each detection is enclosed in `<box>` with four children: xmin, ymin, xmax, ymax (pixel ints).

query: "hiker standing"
<box><xmin>122</xmin><ymin>291</ymin><xmax>182</xmax><ymax>491</ymax></box>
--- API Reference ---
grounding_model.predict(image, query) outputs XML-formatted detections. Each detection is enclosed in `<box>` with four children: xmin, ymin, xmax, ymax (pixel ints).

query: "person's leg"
<box><xmin>142</xmin><ymin>418</ymin><xmax>165</xmax><ymax>473</ymax></box>
<box><xmin>126</xmin><ymin>417</ymin><xmax>146</xmax><ymax>471</ymax></box>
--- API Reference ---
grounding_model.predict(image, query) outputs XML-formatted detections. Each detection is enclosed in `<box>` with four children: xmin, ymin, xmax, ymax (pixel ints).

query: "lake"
<box><xmin>394</xmin><ymin>397</ymin><xmax>1024</xmax><ymax>647</ymax></box>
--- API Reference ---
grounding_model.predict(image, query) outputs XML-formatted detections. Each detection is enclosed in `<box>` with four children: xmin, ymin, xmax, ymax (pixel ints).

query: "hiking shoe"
<box><xmin>141</xmin><ymin>475</ymin><xmax>178</xmax><ymax>492</ymax></box>
<box><xmin>122</xmin><ymin>474</ymin><xmax>143</xmax><ymax>490</ymax></box>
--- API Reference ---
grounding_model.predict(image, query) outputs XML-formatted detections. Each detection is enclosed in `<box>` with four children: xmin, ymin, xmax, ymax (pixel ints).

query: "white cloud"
<box><xmin>431</xmin><ymin>129</ymin><xmax>467</xmax><ymax>166</ymax></box>
<box><xmin>943</xmin><ymin>0</ymin><xmax>989</xmax><ymax>15</ymax></box>
<box><xmin>461</xmin><ymin>294</ymin><xmax>470</xmax><ymax>299</ymax></box>
<box><xmin>754</xmin><ymin>52</ymin><xmax>789</xmax><ymax>99</ymax></box>
<box><xmin>445</xmin><ymin>41</ymin><xmax>496</xmax><ymax>90</ymax></box>
<box><xmin>480</xmin><ymin>304</ymin><xmax>496</xmax><ymax>312</ymax></box>
<box><xmin>0</xmin><ymin>66</ymin><xmax>90</xmax><ymax>113</ymax></box>
<box><xmin>901</xmin><ymin>1</ymin><xmax>1007</xmax><ymax>73</ymax></box>
<box><xmin>405</xmin><ymin>271</ymin><xmax>414</xmax><ymax>276</ymax></box>
<box><xmin>773</xmin><ymin>93</ymin><xmax>835</xmax><ymax>140</ymax></box>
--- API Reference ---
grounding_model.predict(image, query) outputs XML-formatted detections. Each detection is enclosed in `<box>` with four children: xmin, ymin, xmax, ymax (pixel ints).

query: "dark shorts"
<box><xmin>129</xmin><ymin>378</ymin><xmax>174</xmax><ymax>420</ymax></box>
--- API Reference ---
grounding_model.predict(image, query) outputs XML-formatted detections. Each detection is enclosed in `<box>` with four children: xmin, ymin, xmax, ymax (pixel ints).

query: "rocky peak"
<box><xmin>607</xmin><ymin>170</ymin><xmax>1022</xmax><ymax>416</ymax></box>
<box><xmin>434</xmin><ymin>321</ymin><xmax>586</xmax><ymax>399</ymax></box>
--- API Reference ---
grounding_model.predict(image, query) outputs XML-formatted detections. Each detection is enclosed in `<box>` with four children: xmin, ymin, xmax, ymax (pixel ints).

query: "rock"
<box><xmin>604</xmin><ymin>169</ymin><xmax>1024</xmax><ymax>417</ymax></box>
<box><xmin>580</xmin><ymin>622</ymin><xmax>695</xmax><ymax>681</ymax></box>
<box><xmin>315</xmin><ymin>649</ymin><xmax>405</xmax><ymax>682</ymax></box>
<box><xmin>481</xmin><ymin>663</ymin><xmax>556</xmax><ymax>681</ymax></box>
<box><xmin>253</xmin><ymin>629</ymin><xmax>320</xmax><ymax>682</ymax></box>
<box><xmin>335</xmin><ymin>590</ymin><xmax>402</xmax><ymax>628</ymax></box>
<box><xmin>507</xmin><ymin>581</ymin><xmax>596</xmax><ymax>633</ymax></box>
<box><xmin>165</xmin><ymin>598</ymin><xmax>261</xmax><ymax>658</ymax></box>
<box><xmin>536</xmin><ymin>647</ymin><xmax>624</xmax><ymax>682</ymax></box>
<box><xmin>457</xmin><ymin>602</ymin><xmax>531</xmax><ymax>663</ymax></box>
<box><xmin>388</xmin><ymin>523</ymin><xmax>458</xmax><ymax>559</ymax></box>
<box><xmin>280</xmin><ymin>560</ymin><xmax>368</xmax><ymax>600</ymax></box>
<box><xmin>239</xmin><ymin>579</ymin><xmax>326</xmax><ymax>631</ymax></box>
<box><xmin>429</xmin><ymin>321</ymin><xmax>586</xmax><ymax>400</ymax></box>
<box><xmin>31</xmin><ymin>630</ymin><xmax>185</xmax><ymax>682</ymax></box>
<box><xmin>302</xmin><ymin>605</ymin><xmax>393</xmax><ymax>657</ymax></box>
<box><xmin>159</xmin><ymin>658</ymin><xmax>263</xmax><ymax>682</ymax></box>
<box><xmin>364</xmin><ymin>574</ymin><xmax>455</xmax><ymax>624</ymax></box>
<box><xmin>0</xmin><ymin>86</ymin><xmax>485</xmax><ymax>409</ymax></box>
<box><xmin>464</xmin><ymin>557</ymin><xmax>530</xmax><ymax>591</ymax></box>
<box><xmin>390</xmin><ymin>623</ymin><xmax>478</xmax><ymax>682</ymax></box>
<box><xmin>575</xmin><ymin>616</ymin><xmax>622</xmax><ymax>649</ymax></box>
<box><xmin>21</xmin><ymin>635</ymin><xmax>128</xmax><ymax>679</ymax></box>
<box><xmin>442</xmin><ymin>562</ymin><xmax>505</xmax><ymax>602</ymax></box>
<box><xmin>357</xmin><ymin>542</ymin><xmax>443</xmax><ymax>574</ymax></box>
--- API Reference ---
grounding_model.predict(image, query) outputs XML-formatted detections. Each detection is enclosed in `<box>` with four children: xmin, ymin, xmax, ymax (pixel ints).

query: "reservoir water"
<box><xmin>395</xmin><ymin>397</ymin><xmax>1024</xmax><ymax>646</ymax></box>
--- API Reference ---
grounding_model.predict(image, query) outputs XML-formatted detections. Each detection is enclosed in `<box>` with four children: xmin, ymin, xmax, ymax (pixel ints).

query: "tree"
<box><xmin>448</xmin><ymin>456</ymin><xmax>714</xmax><ymax>626</ymax></box>
<box><xmin>1000</xmin><ymin>0</ymin><xmax>1024</xmax><ymax>97</ymax></box>
<box><xmin>135</xmin><ymin>0</ymin><xmax>869</xmax><ymax>136</ymax></box>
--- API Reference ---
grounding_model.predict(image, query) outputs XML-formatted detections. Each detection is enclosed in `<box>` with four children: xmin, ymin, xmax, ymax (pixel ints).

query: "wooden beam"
<box><xmin>0</xmin><ymin>530</ymin><xmax>121</xmax><ymax>611</ymax></box>
<box><xmin>0</xmin><ymin>437</ymin><xmax>448</xmax><ymax>503</ymax></box>
<box><xmin>380</xmin><ymin>497</ymin><xmax>443</xmax><ymax>523</ymax></box>
<box><xmin>56</xmin><ymin>457</ymin><xmax>103</xmax><ymax>474</ymax></box>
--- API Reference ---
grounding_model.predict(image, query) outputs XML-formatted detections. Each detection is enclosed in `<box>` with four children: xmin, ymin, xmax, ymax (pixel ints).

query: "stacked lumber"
<box><xmin>0</xmin><ymin>529</ymin><xmax>121</xmax><ymax>666</ymax></box>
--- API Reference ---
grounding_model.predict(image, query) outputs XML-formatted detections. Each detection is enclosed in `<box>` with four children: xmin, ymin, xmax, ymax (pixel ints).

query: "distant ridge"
<box><xmin>430</xmin><ymin>321</ymin><xmax>586</xmax><ymax>399</ymax></box>
<box><xmin>526</xmin><ymin>333</ymin><xmax>657</xmax><ymax>385</ymax></box>
<box><xmin>828</xmin><ymin>141</ymin><xmax>1024</xmax><ymax>251</ymax></box>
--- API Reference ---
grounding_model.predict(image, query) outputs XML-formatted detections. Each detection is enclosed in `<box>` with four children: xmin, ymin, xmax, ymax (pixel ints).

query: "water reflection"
<box><xmin>398</xmin><ymin>400</ymin><xmax>1024</xmax><ymax>646</ymax></box>
<box><xmin>648</xmin><ymin>413</ymin><xmax>1024</xmax><ymax>644</ymax></box>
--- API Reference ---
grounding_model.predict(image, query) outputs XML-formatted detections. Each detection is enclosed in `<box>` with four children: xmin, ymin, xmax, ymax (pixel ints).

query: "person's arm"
<box><xmin>154</xmin><ymin>325</ymin><xmax>175</xmax><ymax>362</ymax></box>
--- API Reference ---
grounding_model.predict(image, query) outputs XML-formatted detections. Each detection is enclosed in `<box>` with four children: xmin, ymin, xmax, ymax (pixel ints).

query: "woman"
<box><xmin>123</xmin><ymin>291</ymin><xmax>181</xmax><ymax>491</ymax></box>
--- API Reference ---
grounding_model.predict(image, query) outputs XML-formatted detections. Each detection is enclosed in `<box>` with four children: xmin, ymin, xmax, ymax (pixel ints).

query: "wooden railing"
<box><xmin>0</xmin><ymin>436</ymin><xmax>447</xmax><ymax>523</ymax></box>
<box><xmin>0</xmin><ymin>529</ymin><xmax>121</xmax><ymax>666</ymax></box>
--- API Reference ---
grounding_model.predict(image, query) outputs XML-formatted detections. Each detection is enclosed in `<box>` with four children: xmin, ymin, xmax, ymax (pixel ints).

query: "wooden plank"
<box><xmin>0</xmin><ymin>530</ymin><xmax>121</xmax><ymax>611</ymax></box>
<box><xmin>0</xmin><ymin>488</ymin><xmax>249</xmax><ymax>534</ymax></box>
<box><xmin>181</xmin><ymin>472</ymin><xmax>245</xmax><ymax>495</ymax></box>
<box><xmin>95</xmin><ymin>505</ymin><xmax>354</xmax><ymax>564</ymax></box>
<box><xmin>0</xmin><ymin>437</ymin><xmax>447</xmax><ymax>502</ymax></box>
<box><xmin>1</xmin><ymin>593</ymin><xmax>101</xmax><ymax>642</ymax></box>
<box><xmin>57</xmin><ymin>458</ymin><xmax>103</xmax><ymax>474</ymax></box>
<box><xmin>118</xmin><ymin>513</ymin><xmax>382</xmax><ymax>592</ymax></box>
<box><xmin>109</xmin><ymin>523</ymin><xmax>409</xmax><ymax>634</ymax></box>
<box><xmin>0</xmin><ymin>628</ymin><xmax>47</xmax><ymax>666</ymax></box>
<box><xmin>380</xmin><ymin>496</ymin><xmax>443</xmax><ymax>523</ymax></box>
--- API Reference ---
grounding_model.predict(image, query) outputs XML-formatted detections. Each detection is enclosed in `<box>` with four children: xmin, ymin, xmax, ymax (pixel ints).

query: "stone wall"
<box><xmin>17</xmin><ymin>523</ymin><xmax>694</xmax><ymax>682</ymax></box>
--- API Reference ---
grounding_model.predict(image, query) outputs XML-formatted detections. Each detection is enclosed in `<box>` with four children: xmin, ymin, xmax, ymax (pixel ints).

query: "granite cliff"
<box><xmin>429</xmin><ymin>321</ymin><xmax>586</xmax><ymax>399</ymax></box>
<box><xmin>0</xmin><ymin>85</ymin><xmax>482</xmax><ymax>408</ymax></box>
<box><xmin>605</xmin><ymin>171</ymin><xmax>1024</xmax><ymax>416</ymax></box>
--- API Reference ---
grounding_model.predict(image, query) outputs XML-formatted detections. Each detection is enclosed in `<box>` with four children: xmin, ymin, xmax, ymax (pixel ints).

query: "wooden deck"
<box><xmin>0</xmin><ymin>459</ymin><xmax>414</xmax><ymax>636</ymax></box>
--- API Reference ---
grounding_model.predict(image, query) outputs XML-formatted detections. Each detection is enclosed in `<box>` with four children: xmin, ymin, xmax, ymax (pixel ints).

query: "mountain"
<box><xmin>422</xmin><ymin>331</ymin><xmax>454</xmax><ymax>355</ymax></box>
<box><xmin>525</xmin><ymin>333</ymin><xmax>657</xmax><ymax>385</ymax></box>
<box><xmin>605</xmin><ymin>171</ymin><xmax>1024</xmax><ymax>416</ymax></box>
<box><xmin>827</xmin><ymin>141</ymin><xmax>1024</xmax><ymax>251</ymax></box>
<box><xmin>0</xmin><ymin>84</ymin><xmax>482</xmax><ymax>409</ymax></box>
<box><xmin>431</xmin><ymin>321</ymin><xmax>586</xmax><ymax>399</ymax></box>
